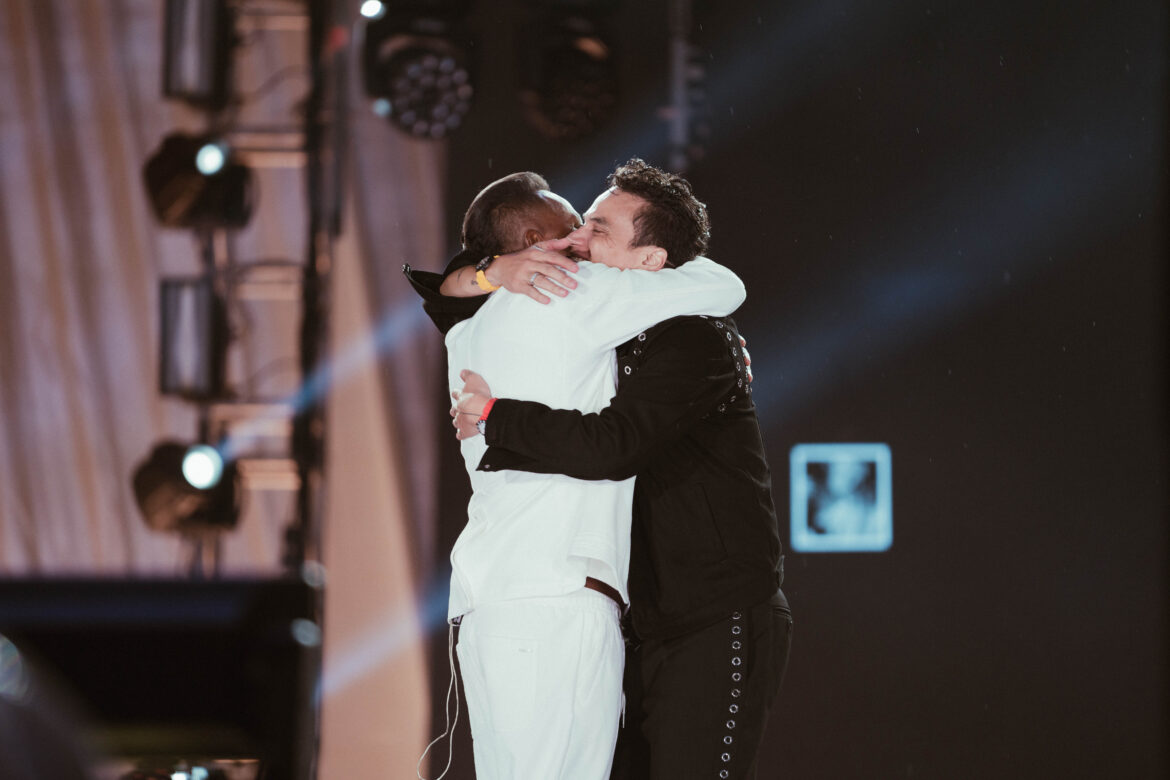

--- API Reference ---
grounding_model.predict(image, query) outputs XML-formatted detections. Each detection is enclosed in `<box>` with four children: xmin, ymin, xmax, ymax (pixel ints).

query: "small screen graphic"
<box><xmin>790</xmin><ymin>443</ymin><xmax>893</xmax><ymax>553</ymax></box>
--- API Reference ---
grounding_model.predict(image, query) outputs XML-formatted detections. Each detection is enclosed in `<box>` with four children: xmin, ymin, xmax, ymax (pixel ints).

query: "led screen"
<box><xmin>790</xmin><ymin>443</ymin><xmax>893</xmax><ymax>553</ymax></box>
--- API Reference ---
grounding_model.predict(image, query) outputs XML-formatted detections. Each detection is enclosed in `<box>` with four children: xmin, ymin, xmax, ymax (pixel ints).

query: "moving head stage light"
<box><xmin>519</xmin><ymin>0</ymin><xmax>619</xmax><ymax>141</ymax></box>
<box><xmin>143</xmin><ymin>133</ymin><xmax>255</xmax><ymax>229</ymax></box>
<box><xmin>132</xmin><ymin>441</ymin><xmax>240</xmax><ymax>534</ymax></box>
<box><xmin>361</xmin><ymin>0</ymin><xmax>475</xmax><ymax>139</ymax></box>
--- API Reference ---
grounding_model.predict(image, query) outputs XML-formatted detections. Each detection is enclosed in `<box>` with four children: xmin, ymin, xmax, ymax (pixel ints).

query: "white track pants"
<box><xmin>456</xmin><ymin>588</ymin><xmax>625</xmax><ymax>780</ymax></box>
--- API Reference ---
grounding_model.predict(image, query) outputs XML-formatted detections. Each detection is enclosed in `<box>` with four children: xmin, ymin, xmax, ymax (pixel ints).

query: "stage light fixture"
<box><xmin>194</xmin><ymin>141</ymin><xmax>227</xmax><ymax>175</ymax></box>
<box><xmin>362</xmin><ymin>2</ymin><xmax>475</xmax><ymax>139</ymax></box>
<box><xmin>143</xmin><ymin>132</ymin><xmax>255</xmax><ymax>229</ymax></box>
<box><xmin>132</xmin><ymin>441</ymin><xmax>240</xmax><ymax>535</ymax></box>
<box><xmin>159</xmin><ymin>276</ymin><xmax>229</xmax><ymax>401</ymax></box>
<box><xmin>182</xmin><ymin>445</ymin><xmax>225</xmax><ymax>490</ymax></box>
<box><xmin>359</xmin><ymin>0</ymin><xmax>387</xmax><ymax>20</ymax></box>
<box><xmin>519</xmin><ymin>5</ymin><xmax>619</xmax><ymax>141</ymax></box>
<box><xmin>162</xmin><ymin>0</ymin><xmax>235</xmax><ymax>109</ymax></box>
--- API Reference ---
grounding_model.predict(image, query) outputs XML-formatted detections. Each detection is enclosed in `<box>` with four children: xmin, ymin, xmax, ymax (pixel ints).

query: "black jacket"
<box><xmin>479</xmin><ymin>315</ymin><xmax>784</xmax><ymax>640</ymax></box>
<box><xmin>402</xmin><ymin>248</ymin><xmax>487</xmax><ymax>335</ymax></box>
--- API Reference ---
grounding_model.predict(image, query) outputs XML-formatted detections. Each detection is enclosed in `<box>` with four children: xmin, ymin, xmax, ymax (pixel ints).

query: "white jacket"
<box><xmin>445</xmin><ymin>257</ymin><xmax>746</xmax><ymax>619</ymax></box>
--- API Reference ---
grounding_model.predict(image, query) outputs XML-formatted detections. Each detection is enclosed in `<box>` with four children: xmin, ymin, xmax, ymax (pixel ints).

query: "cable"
<box><xmin>416</xmin><ymin>618</ymin><xmax>461</xmax><ymax>780</ymax></box>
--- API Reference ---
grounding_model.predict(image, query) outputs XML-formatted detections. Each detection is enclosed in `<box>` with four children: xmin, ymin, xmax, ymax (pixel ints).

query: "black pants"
<box><xmin>611</xmin><ymin>590</ymin><xmax>792</xmax><ymax>780</ymax></box>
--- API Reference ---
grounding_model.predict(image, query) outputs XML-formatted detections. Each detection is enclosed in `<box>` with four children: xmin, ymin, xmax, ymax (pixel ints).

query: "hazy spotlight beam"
<box><xmin>218</xmin><ymin>303</ymin><xmax>432</xmax><ymax>462</ymax></box>
<box><xmin>321</xmin><ymin>572</ymin><xmax>451</xmax><ymax>698</ymax></box>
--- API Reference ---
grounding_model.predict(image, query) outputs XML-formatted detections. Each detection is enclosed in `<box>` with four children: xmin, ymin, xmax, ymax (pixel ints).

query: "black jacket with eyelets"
<box><xmin>478</xmin><ymin>314</ymin><xmax>785</xmax><ymax>641</ymax></box>
<box><xmin>403</xmin><ymin>259</ymin><xmax>785</xmax><ymax>640</ymax></box>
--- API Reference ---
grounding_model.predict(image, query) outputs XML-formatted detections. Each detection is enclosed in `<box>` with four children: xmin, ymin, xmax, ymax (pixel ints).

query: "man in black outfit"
<box><xmin>408</xmin><ymin>159</ymin><xmax>791</xmax><ymax>780</ymax></box>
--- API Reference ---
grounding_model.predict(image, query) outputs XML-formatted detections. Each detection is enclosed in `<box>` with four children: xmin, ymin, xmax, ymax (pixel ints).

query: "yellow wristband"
<box><xmin>475</xmin><ymin>268</ymin><xmax>500</xmax><ymax>292</ymax></box>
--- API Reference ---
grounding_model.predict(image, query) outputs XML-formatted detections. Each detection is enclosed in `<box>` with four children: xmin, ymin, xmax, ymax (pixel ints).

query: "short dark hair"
<box><xmin>607</xmin><ymin>158</ymin><xmax>710</xmax><ymax>266</ymax></box>
<box><xmin>461</xmin><ymin>171</ymin><xmax>551</xmax><ymax>257</ymax></box>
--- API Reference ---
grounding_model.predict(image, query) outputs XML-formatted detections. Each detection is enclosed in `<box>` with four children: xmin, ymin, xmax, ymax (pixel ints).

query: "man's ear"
<box><xmin>523</xmin><ymin>228</ymin><xmax>544</xmax><ymax>248</ymax></box>
<box><xmin>640</xmin><ymin>247</ymin><xmax>669</xmax><ymax>271</ymax></box>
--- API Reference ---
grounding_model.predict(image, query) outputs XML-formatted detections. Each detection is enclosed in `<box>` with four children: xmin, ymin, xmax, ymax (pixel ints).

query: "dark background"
<box><xmin>429</xmin><ymin>1</ymin><xmax>1167</xmax><ymax>777</ymax></box>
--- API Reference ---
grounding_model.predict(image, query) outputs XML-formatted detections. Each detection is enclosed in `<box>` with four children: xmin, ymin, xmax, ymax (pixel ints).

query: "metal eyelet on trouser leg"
<box><xmin>717</xmin><ymin>610</ymin><xmax>745</xmax><ymax>777</ymax></box>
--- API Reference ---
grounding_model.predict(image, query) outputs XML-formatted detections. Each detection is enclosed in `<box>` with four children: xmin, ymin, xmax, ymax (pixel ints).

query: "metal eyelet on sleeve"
<box><xmin>637</xmin><ymin>332</ymin><xmax>647</xmax><ymax>341</ymax></box>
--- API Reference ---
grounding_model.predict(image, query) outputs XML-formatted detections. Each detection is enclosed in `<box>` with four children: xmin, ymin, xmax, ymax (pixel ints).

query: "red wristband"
<box><xmin>478</xmin><ymin>397</ymin><xmax>497</xmax><ymax>422</ymax></box>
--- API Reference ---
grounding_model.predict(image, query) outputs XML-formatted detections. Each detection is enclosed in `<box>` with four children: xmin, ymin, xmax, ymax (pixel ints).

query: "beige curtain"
<box><xmin>0</xmin><ymin>0</ymin><xmax>445</xmax><ymax>775</ymax></box>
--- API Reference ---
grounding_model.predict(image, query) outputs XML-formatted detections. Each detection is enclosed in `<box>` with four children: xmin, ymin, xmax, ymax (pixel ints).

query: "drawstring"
<box><xmin>417</xmin><ymin>618</ymin><xmax>461</xmax><ymax>780</ymax></box>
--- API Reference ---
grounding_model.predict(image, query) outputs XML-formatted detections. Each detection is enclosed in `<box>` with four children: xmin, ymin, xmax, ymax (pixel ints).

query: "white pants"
<box><xmin>456</xmin><ymin>588</ymin><xmax>625</xmax><ymax>780</ymax></box>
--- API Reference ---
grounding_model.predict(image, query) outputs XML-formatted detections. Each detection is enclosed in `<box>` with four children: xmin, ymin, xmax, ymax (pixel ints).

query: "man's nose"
<box><xmin>567</xmin><ymin>225</ymin><xmax>590</xmax><ymax>255</ymax></box>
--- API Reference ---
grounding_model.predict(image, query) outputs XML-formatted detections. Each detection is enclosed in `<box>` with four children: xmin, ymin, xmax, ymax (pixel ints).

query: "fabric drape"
<box><xmin>0</xmin><ymin>0</ymin><xmax>444</xmax><ymax>775</ymax></box>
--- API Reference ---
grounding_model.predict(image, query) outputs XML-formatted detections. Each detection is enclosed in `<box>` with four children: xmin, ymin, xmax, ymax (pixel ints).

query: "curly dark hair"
<box><xmin>461</xmin><ymin>171</ymin><xmax>551</xmax><ymax>257</ymax></box>
<box><xmin>607</xmin><ymin>158</ymin><xmax>710</xmax><ymax>266</ymax></box>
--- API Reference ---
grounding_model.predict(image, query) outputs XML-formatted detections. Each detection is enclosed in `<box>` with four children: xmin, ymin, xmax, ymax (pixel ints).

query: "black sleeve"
<box><xmin>479</xmin><ymin>319</ymin><xmax>737</xmax><ymax>480</ymax></box>
<box><xmin>401</xmin><ymin>248</ymin><xmax>489</xmax><ymax>334</ymax></box>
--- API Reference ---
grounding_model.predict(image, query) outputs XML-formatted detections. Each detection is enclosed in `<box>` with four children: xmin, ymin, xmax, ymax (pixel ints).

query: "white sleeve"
<box><xmin>567</xmin><ymin>257</ymin><xmax>746</xmax><ymax>350</ymax></box>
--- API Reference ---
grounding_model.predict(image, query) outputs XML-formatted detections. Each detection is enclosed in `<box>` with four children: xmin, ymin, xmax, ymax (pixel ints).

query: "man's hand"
<box><xmin>450</xmin><ymin>369</ymin><xmax>493</xmax><ymax>440</ymax></box>
<box><xmin>486</xmin><ymin>237</ymin><xmax>580</xmax><ymax>304</ymax></box>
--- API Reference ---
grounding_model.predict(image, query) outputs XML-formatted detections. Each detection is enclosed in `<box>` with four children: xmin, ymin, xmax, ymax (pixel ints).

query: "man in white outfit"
<box><xmin>437</xmin><ymin>169</ymin><xmax>745</xmax><ymax>780</ymax></box>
